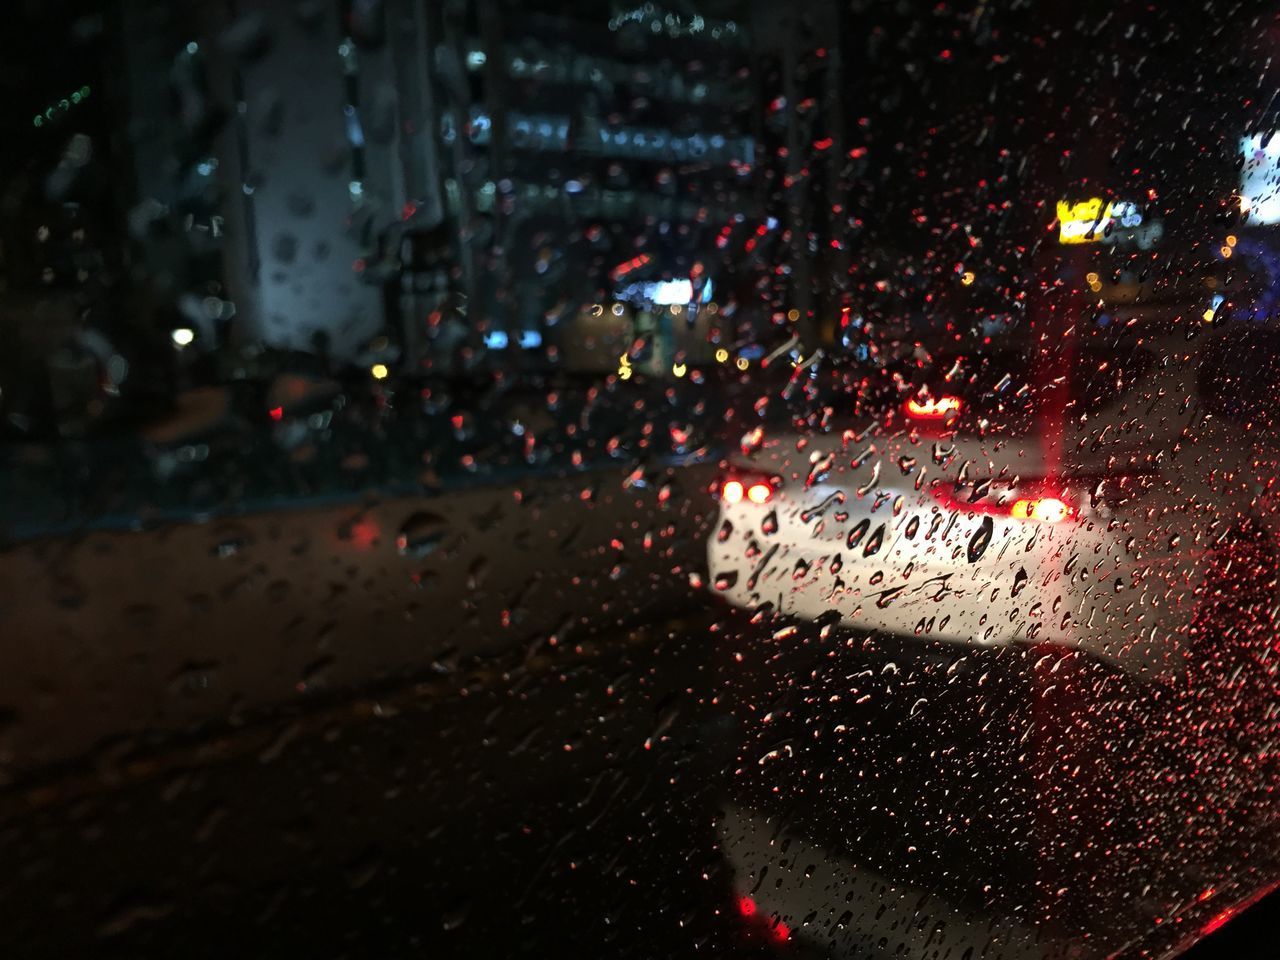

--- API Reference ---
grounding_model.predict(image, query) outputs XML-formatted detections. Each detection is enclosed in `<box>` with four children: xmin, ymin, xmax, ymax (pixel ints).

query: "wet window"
<box><xmin>5</xmin><ymin>1</ymin><xmax>1280</xmax><ymax>958</ymax></box>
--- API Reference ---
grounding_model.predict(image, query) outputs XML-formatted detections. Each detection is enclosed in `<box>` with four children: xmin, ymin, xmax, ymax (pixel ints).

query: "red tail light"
<box><xmin>905</xmin><ymin>395</ymin><xmax>963</xmax><ymax>420</ymax></box>
<box><xmin>737</xmin><ymin>895</ymin><xmax>791</xmax><ymax>944</ymax></box>
<box><xmin>718</xmin><ymin>472</ymin><xmax>778</xmax><ymax>504</ymax></box>
<box><xmin>932</xmin><ymin>479</ymin><xmax>1074</xmax><ymax>523</ymax></box>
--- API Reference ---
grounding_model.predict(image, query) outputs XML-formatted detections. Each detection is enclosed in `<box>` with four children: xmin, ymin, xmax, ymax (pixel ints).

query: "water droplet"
<box><xmin>1012</xmin><ymin>567</ymin><xmax>1029</xmax><ymax>597</ymax></box>
<box><xmin>761</xmin><ymin>510</ymin><xmax>779</xmax><ymax>535</ymax></box>
<box><xmin>967</xmin><ymin>516</ymin><xmax>994</xmax><ymax>563</ymax></box>
<box><xmin>847</xmin><ymin>518</ymin><xmax>871</xmax><ymax>550</ymax></box>
<box><xmin>857</xmin><ymin>461</ymin><xmax>881</xmax><ymax>497</ymax></box>
<box><xmin>396</xmin><ymin>512</ymin><xmax>447</xmax><ymax>558</ymax></box>
<box><xmin>806</xmin><ymin>453</ymin><xmax>834</xmax><ymax>487</ymax></box>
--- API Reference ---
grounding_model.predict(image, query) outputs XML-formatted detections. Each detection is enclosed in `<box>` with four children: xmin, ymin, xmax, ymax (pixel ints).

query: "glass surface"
<box><xmin>3</xmin><ymin>2</ymin><xmax>1280</xmax><ymax>958</ymax></box>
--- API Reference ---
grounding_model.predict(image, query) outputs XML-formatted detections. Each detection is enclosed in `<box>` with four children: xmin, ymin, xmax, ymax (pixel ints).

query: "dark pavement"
<box><xmin>3</xmin><ymin>599</ymin><xmax>1280</xmax><ymax>958</ymax></box>
<box><xmin>0</xmin><ymin>613</ymin><xmax>747</xmax><ymax>958</ymax></box>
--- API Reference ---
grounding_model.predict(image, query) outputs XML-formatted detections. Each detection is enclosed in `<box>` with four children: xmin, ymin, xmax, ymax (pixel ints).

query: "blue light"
<box><xmin>344</xmin><ymin>107</ymin><xmax>366</xmax><ymax>148</ymax></box>
<box><xmin>518</xmin><ymin>330</ymin><xmax>542</xmax><ymax>349</ymax></box>
<box><xmin>484</xmin><ymin>331</ymin><xmax>510</xmax><ymax>349</ymax></box>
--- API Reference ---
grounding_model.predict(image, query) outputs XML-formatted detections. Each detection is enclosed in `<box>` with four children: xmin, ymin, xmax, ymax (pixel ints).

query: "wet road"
<box><xmin>0</xmin><ymin>612</ymin><xmax>746</xmax><ymax>958</ymax></box>
<box><xmin>2</xmin><ymin>456</ymin><xmax>1280</xmax><ymax>958</ymax></box>
<box><xmin>3</xmin><ymin>601</ymin><xmax>1280</xmax><ymax>958</ymax></box>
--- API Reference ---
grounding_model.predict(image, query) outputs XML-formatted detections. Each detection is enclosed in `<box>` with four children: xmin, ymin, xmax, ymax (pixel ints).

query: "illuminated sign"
<box><xmin>614</xmin><ymin>277</ymin><xmax>700</xmax><ymax>306</ymax></box>
<box><xmin>1241</xmin><ymin>133</ymin><xmax>1280</xmax><ymax>225</ymax></box>
<box><xmin>647</xmin><ymin>279</ymin><xmax>693</xmax><ymax>305</ymax></box>
<box><xmin>1056</xmin><ymin>199</ymin><xmax>1143</xmax><ymax>244</ymax></box>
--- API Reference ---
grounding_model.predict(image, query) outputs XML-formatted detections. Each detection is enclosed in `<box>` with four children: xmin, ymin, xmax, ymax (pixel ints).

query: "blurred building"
<box><xmin>417</xmin><ymin>0</ymin><xmax>768</xmax><ymax>374</ymax></box>
<box><xmin>2</xmin><ymin>0</ymin><xmax>859</xmax><ymax>434</ymax></box>
<box><xmin>109</xmin><ymin>0</ymin><xmax>796</xmax><ymax>378</ymax></box>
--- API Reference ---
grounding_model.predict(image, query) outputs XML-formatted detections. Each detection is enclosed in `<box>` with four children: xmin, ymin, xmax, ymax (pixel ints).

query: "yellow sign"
<box><xmin>1056</xmin><ymin>198</ymin><xmax>1142</xmax><ymax>244</ymax></box>
<box><xmin>1056</xmin><ymin>198</ymin><xmax>1105</xmax><ymax>244</ymax></box>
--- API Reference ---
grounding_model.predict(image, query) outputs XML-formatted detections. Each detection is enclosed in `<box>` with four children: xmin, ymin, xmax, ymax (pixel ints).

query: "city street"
<box><xmin>4</xmin><ymin>574</ymin><xmax>1280</xmax><ymax>958</ymax></box>
<box><xmin>10</xmin><ymin>1</ymin><xmax>1280</xmax><ymax>956</ymax></box>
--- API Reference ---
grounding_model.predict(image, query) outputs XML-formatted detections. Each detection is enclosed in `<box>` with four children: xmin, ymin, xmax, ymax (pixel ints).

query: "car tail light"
<box><xmin>1010</xmin><ymin>497</ymin><xmax>1071</xmax><ymax>523</ymax></box>
<box><xmin>737</xmin><ymin>895</ymin><xmax>791</xmax><ymax>944</ymax></box>
<box><xmin>905</xmin><ymin>395</ymin><xmax>963</xmax><ymax>420</ymax></box>
<box><xmin>932</xmin><ymin>479</ymin><xmax>1074</xmax><ymax>523</ymax></box>
<box><xmin>717</xmin><ymin>471</ymin><xmax>778</xmax><ymax>505</ymax></box>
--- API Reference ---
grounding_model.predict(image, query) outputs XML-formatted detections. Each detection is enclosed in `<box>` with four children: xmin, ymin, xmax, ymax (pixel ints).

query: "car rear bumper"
<box><xmin>706</xmin><ymin>498</ymin><xmax>1191</xmax><ymax>682</ymax></box>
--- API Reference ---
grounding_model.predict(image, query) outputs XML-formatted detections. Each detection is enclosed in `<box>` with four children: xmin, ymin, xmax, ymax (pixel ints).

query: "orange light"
<box><xmin>1011</xmin><ymin>497</ymin><xmax>1070</xmax><ymax>522</ymax></box>
<box><xmin>746</xmin><ymin>482</ymin><xmax>772</xmax><ymax>504</ymax></box>
<box><xmin>905</xmin><ymin>395</ymin><xmax>962</xmax><ymax>419</ymax></box>
<box><xmin>722</xmin><ymin>480</ymin><xmax>744</xmax><ymax>504</ymax></box>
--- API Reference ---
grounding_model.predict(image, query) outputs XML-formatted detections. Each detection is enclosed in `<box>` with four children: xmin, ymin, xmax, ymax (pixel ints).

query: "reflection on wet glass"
<box><xmin>3</xmin><ymin>1</ymin><xmax>1280</xmax><ymax>957</ymax></box>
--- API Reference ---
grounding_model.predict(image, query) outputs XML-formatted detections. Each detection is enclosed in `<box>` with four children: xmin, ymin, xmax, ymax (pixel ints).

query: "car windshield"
<box><xmin>7</xmin><ymin>2</ymin><xmax>1280</xmax><ymax>959</ymax></box>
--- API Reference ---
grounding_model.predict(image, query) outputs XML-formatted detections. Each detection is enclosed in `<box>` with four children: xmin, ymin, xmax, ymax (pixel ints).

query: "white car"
<box><xmin>708</xmin><ymin>322</ymin><xmax>1280</xmax><ymax>684</ymax></box>
<box><xmin>705</xmin><ymin>321</ymin><xmax>1280</xmax><ymax>957</ymax></box>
